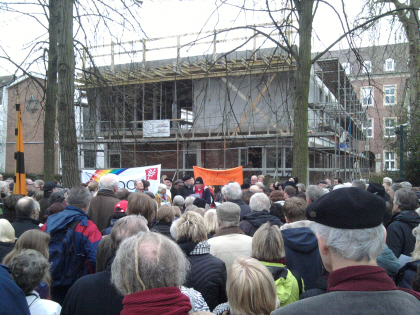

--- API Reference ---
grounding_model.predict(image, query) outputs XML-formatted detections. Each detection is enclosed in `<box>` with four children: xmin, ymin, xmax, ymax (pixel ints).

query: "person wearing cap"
<box><xmin>272</xmin><ymin>188</ymin><xmax>420</xmax><ymax>315</ymax></box>
<box><xmin>102</xmin><ymin>200</ymin><xmax>128</xmax><ymax>235</ymax></box>
<box><xmin>367</xmin><ymin>183</ymin><xmax>393</xmax><ymax>225</ymax></box>
<box><xmin>386</xmin><ymin>189</ymin><xmax>420</xmax><ymax>258</ymax></box>
<box><xmin>316</xmin><ymin>180</ymin><xmax>327</xmax><ymax>189</ymax></box>
<box><xmin>164</xmin><ymin>177</ymin><xmax>179</xmax><ymax>199</ymax></box>
<box><xmin>38</xmin><ymin>181</ymin><xmax>57</xmax><ymax>219</ymax></box>
<box><xmin>192</xmin><ymin>177</ymin><xmax>212</xmax><ymax>206</ymax></box>
<box><xmin>178</xmin><ymin>175</ymin><xmax>194</xmax><ymax>198</ymax></box>
<box><xmin>207</xmin><ymin>202</ymin><xmax>252</xmax><ymax>273</ymax></box>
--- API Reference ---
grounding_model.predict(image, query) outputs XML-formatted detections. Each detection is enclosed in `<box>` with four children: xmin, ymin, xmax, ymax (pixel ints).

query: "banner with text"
<box><xmin>193</xmin><ymin>166</ymin><xmax>243</xmax><ymax>186</ymax></box>
<box><xmin>81</xmin><ymin>164</ymin><xmax>161</xmax><ymax>194</ymax></box>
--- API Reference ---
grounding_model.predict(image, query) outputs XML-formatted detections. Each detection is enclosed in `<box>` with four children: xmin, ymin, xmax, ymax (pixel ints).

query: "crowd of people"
<box><xmin>1</xmin><ymin>173</ymin><xmax>420</xmax><ymax>314</ymax></box>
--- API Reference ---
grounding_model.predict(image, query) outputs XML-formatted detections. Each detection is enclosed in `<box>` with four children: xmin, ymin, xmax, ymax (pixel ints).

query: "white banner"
<box><xmin>81</xmin><ymin>164</ymin><xmax>161</xmax><ymax>194</ymax></box>
<box><xmin>143</xmin><ymin>120</ymin><xmax>170</xmax><ymax>137</ymax></box>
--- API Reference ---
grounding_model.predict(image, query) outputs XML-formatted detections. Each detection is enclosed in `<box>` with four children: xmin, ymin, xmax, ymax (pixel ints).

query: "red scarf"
<box><xmin>194</xmin><ymin>185</ymin><xmax>204</xmax><ymax>197</ymax></box>
<box><xmin>328</xmin><ymin>265</ymin><xmax>420</xmax><ymax>300</ymax></box>
<box><xmin>121</xmin><ymin>287</ymin><xmax>192</xmax><ymax>315</ymax></box>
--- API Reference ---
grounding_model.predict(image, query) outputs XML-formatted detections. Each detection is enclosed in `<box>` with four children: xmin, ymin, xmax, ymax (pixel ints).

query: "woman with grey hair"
<box><xmin>155</xmin><ymin>184</ymin><xmax>173</xmax><ymax>208</ymax></box>
<box><xmin>173</xmin><ymin>195</ymin><xmax>185</xmax><ymax>211</ymax></box>
<box><xmin>176</xmin><ymin>211</ymin><xmax>227</xmax><ymax>311</ymax></box>
<box><xmin>7</xmin><ymin>249</ymin><xmax>61</xmax><ymax>314</ymax></box>
<box><xmin>111</xmin><ymin>232</ymin><xmax>209</xmax><ymax>314</ymax></box>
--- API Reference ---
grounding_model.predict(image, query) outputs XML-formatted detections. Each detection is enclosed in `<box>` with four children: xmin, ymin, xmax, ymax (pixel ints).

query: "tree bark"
<box><xmin>57</xmin><ymin>0</ymin><xmax>79</xmax><ymax>187</ymax></box>
<box><xmin>44</xmin><ymin>0</ymin><xmax>59</xmax><ymax>182</ymax></box>
<box><xmin>292</xmin><ymin>0</ymin><xmax>314</xmax><ymax>185</ymax></box>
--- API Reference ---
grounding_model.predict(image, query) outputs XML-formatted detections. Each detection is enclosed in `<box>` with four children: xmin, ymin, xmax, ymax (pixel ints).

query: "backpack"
<box><xmin>49</xmin><ymin>220</ymin><xmax>87</xmax><ymax>288</ymax></box>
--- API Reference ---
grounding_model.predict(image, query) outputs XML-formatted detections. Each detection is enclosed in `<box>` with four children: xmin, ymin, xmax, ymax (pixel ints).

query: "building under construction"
<box><xmin>76</xmin><ymin>26</ymin><xmax>369</xmax><ymax>183</ymax></box>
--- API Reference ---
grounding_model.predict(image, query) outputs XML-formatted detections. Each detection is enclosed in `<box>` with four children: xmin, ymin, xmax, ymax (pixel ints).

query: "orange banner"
<box><xmin>193</xmin><ymin>166</ymin><xmax>243</xmax><ymax>186</ymax></box>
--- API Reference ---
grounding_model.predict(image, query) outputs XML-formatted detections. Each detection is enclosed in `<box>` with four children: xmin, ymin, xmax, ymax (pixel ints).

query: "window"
<box><xmin>185</xmin><ymin>153</ymin><xmax>196</xmax><ymax>169</ymax></box>
<box><xmin>84</xmin><ymin>150</ymin><xmax>96</xmax><ymax>168</ymax></box>
<box><xmin>363</xmin><ymin>118</ymin><xmax>373</xmax><ymax>138</ymax></box>
<box><xmin>342</xmin><ymin>62</ymin><xmax>352</xmax><ymax>75</ymax></box>
<box><xmin>363</xmin><ymin>61</ymin><xmax>372</xmax><ymax>74</ymax></box>
<box><xmin>384</xmin><ymin>151</ymin><xmax>397</xmax><ymax>171</ymax></box>
<box><xmin>109</xmin><ymin>153</ymin><xmax>121</xmax><ymax>168</ymax></box>
<box><xmin>385</xmin><ymin>58</ymin><xmax>395</xmax><ymax>71</ymax></box>
<box><xmin>180</xmin><ymin>109</ymin><xmax>194</xmax><ymax>129</ymax></box>
<box><xmin>384</xmin><ymin>117</ymin><xmax>397</xmax><ymax>137</ymax></box>
<box><xmin>384</xmin><ymin>85</ymin><xmax>396</xmax><ymax>105</ymax></box>
<box><xmin>361</xmin><ymin>87</ymin><xmax>373</xmax><ymax>106</ymax></box>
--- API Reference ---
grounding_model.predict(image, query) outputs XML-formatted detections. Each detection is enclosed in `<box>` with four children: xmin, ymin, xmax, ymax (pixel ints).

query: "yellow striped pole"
<box><xmin>13</xmin><ymin>96</ymin><xmax>27</xmax><ymax>195</ymax></box>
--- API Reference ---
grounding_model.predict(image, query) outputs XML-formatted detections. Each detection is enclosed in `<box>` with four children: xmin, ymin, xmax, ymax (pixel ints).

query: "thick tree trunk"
<box><xmin>44</xmin><ymin>0</ymin><xmax>58</xmax><ymax>182</ymax></box>
<box><xmin>292</xmin><ymin>0</ymin><xmax>314</xmax><ymax>185</ymax></box>
<box><xmin>57</xmin><ymin>0</ymin><xmax>79</xmax><ymax>188</ymax></box>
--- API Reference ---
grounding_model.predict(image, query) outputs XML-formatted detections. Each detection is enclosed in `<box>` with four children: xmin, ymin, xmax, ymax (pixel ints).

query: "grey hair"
<box><xmin>67</xmin><ymin>186</ymin><xmax>92</xmax><ymax>209</ymax></box>
<box><xmin>390</xmin><ymin>183</ymin><xmax>402</xmax><ymax>193</ymax></box>
<box><xmin>157</xmin><ymin>184</ymin><xmax>167</xmax><ymax>193</ymax></box>
<box><xmin>305</xmin><ymin>185</ymin><xmax>327</xmax><ymax>202</ymax></box>
<box><xmin>111</xmin><ymin>232</ymin><xmax>190</xmax><ymax>295</ymax></box>
<box><xmin>394</xmin><ymin>189</ymin><xmax>419</xmax><ymax>211</ymax></box>
<box><xmin>48</xmin><ymin>191</ymin><xmax>66</xmax><ymax>205</ymax></box>
<box><xmin>173</xmin><ymin>195</ymin><xmax>185</xmax><ymax>207</ymax></box>
<box><xmin>0</xmin><ymin>181</ymin><xmax>9</xmax><ymax>192</ymax></box>
<box><xmin>184</xmin><ymin>196</ymin><xmax>195</xmax><ymax>207</ymax></box>
<box><xmin>185</xmin><ymin>205</ymin><xmax>198</xmax><ymax>212</ymax></box>
<box><xmin>311</xmin><ymin>223</ymin><xmax>385</xmax><ymax>261</ymax></box>
<box><xmin>351</xmin><ymin>180</ymin><xmax>366</xmax><ymax>190</ymax></box>
<box><xmin>383</xmin><ymin>177</ymin><xmax>393</xmax><ymax>185</ymax></box>
<box><xmin>110</xmin><ymin>215</ymin><xmax>149</xmax><ymax>251</ymax></box>
<box><xmin>16</xmin><ymin>197</ymin><xmax>36</xmax><ymax>217</ymax></box>
<box><xmin>249</xmin><ymin>193</ymin><xmax>270</xmax><ymax>212</ymax></box>
<box><xmin>100</xmin><ymin>174</ymin><xmax>119</xmax><ymax>190</ymax></box>
<box><xmin>297</xmin><ymin>183</ymin><xmax>306</xmax><ymax>192</ymax></box>
<box><xmin>8</xmin><ymin>249</ymin><xmax>50</xmax><ymax>295</ymax></box>
<box><xmin>221</xmin><ymin>182</ymin><xmax>242</xmax><ymax>200</ymax></box>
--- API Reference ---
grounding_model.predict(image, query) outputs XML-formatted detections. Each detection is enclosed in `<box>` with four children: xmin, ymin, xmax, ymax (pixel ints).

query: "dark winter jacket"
<box><xmin>178</xmin><ymin>239</ymin><xmax>227</xmax><ymax>311</ymax></box>
<box><xmin>179</xmin><ymin>185</ymin><xmax>194</xmax><ymax>199</ymax></box>
<box><xmin>0</xmin><ymin>209</ymin><xmax>17</xmax><ymax>223</ymax></box>
<box><xmin>152</xmin><ymin>221</ymin><xmax>174</xmax><ymax>239</ymax></box>
<box><xmin>238</xmin><ymin>211</ymin><xmax>282</xmax><ymax>236</ymax></box>
<box><xmin>0</xmin><ymin>264</ymin><xmax>30</xmax><ymax>315</ymax></box>
<box><xmin>39</xmin><ymin>196</ymin><xmax>51</xmax><ymax>219</ymax></box>
<box><xmin>11</xmin><ymin>216</ymin><xmax>40</xmax><ymax>238</ymax></box>
<box><xmin>0</xmin><ymin>241</ymin><xmax>14</xmax><ymax>262</ymax></box>
<box><xmin>192</xmin><ymin>186</ymin><xmax>212</xmax><ymax>205</ymax></box>
<box><xmin>299</xmin><ymin>276</ymin><xmax>328</xmax><ymax>300</ymax></box>
<box><xmin>229</xmin><ymin>199</ymin><xmax>251</xmax><ymax>218</ymax></box>
<box><xmin>281</xmin><ymin>225</ymin><xmax>323</xmax><ymax>290</ymax></box>
<box><xmin>89</xmin><ymin>189</ymin><xmax>120</xmax><ymax>232</ymax></box>
<box><xmin>395</xmin><ymin>259</ymin><xmax>420</xmax><ymax>289</ymax></box>
<box><xmin>386</xmin><ymin>210</ymin><xmax>420</xmax><ymax>258</ymax></box>
<box><xmin>377</xmin><ymin>244</ymin><xmax>400</xmax><ymax>277</ymax></box>
<box><xmin>61</xmin><ymin>256</ymin><xmax>124</xmax><ymax>315</ymax></box>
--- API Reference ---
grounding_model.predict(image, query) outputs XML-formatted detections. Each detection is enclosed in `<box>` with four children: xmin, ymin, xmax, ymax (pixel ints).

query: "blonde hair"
<box><xmin>157</xmin><ymin>205</ymin><xmax>175</xmax><ymax>223</ymax></box>
<box><xmin>227</xmin><ymin>257</ymin><xmax>278</xmax><ymax>315</ymax></box>
<box><xmin>0</xmin><ymin>219</ymin><xmax>15</xmax><ymax>242</ymax></box>
<box><xmin>3</xmin><ymin>230</ymin><xmax>51</xmax><ymax>265</ymax></box>
<box><xmin>87</xmin><ymin>181</ymin><xmax>99</xmax><ymax>192</ymax></box>
<box><xmin>252</xmin><ymin>222</ymin><xmax>285</xmax><ymax>262</ymax></box>
<box><xmin>412</xmin><ymin>224</ymin><xmax>420</xmax><ymax>261</ymax></box>
<box><xmin>203</xmin><ymin>210</ymin><xmax>219</xmax><ymax>235</ymax></box>
<box><xmin>176</xmin><ymin>211</ymin><xmax>208</xmax><ymax>243</ymax></box>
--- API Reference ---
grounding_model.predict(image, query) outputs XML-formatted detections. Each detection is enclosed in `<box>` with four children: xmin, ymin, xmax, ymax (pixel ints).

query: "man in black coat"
<box><xmin>178</xmin><ymin>175</ymin><xmax>194</xmax><ymax>198</ymax></box>
<box><xmin>11</xmin><ymin>197</ymin><xmax>40</xmax><ymax>238</ymax></box>
<box><xmin>386</xmin><ymin>188</ymin><xmax>420</xmax><ymax>258</ymax></box>
<box><xmin>61</xmin><ymin>215</ymin><xmax>149</xmax><ymax>315</ymax></box>
<box><xmin>221</xmin><ymin>182</ymin><xmax>251</xmax><ymax>218</ymax></box>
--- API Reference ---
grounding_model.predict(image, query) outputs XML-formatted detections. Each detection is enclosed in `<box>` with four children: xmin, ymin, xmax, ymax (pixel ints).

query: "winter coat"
<box><xmin>12</xmin><ymin>216</ymin><xmax>41</xmax><ymax>238</ymax></box>
<box><xmin>152</xmin><ymin>221</ymin><xmax>174</xmax><ymax>239</ymax></box>
<box><xmin>386</xmin><ymin>210</ymin><xmax>420</xmax><ymax>258</ymax></box>
<box><xmin>178</xmin><ymin>185</ymin><xmax>194</xmax><ymax>198</ymax></box>
<box><xmin>0</xmin><ymin>209</ymin><xmax>17</xmax><ymax>223</ymax></box>
<box><xmin>0</xmin><ymin>241</ymin><xmax>14</xmax><ymax>262</ymax></box>
<box><xmin>280</xmin><ymin>221</ymin><xmax>323</xmax><ymax>290</ymax></box>
<box><xmin>178</xmin><ymin>239</ymin><xmax>227</xmax><ymax>311</ymax></box>
<box><xmin>192</xmin><ymin>186</ymin><xmax>212</xmax><ymax>205</ymax></box>
<box><xmin>155</xmin><ymin>194</ymin><xmax>173</xmax><ymax>208</ymax></box>
<box><xmin>238</xmin><ymin>211</ymin><xmax>282</xmax><ymax>236</ymax></box>
<box><xmin>260</xmin><ymin>261</ymin><xmax>303</xmax><ymax>307</ymax></box>
<box><xmin>39</xmin><ymin>196</ymin><xmax>51</xmax><ymax>220</ymax></box>
<box><xmin>395</xmin><ymin>259</ymin><xmax>420</xmax><ymax>289</ymax></box>
<box><xmin>377</xmin><ymin>244</ymin><xmax>400</xmax><ymax>277</ymax></box>
<box><xmin>26</xmin><ymin>291</ymin><xmax>61</xmax><ymax>315</ymax></box>
<box><xmin>61</xmin><ymin>257</ymin><xmax>124</xmax><ymax>315</ymax></box>
<box><xmin>228</xmin><ymin>199</ymin><xmax>251</xmax><ymax>218</ymax></box>
<box><xmin>88</xmin><ymin>189</ymin><xmax>120</xmax><ymax>232</ymax></box>
<box><xmin>0</xmin><ymin>264</ymin><xmax>30</xmax><ymax>315</ymax></box>
<box><xmin>208</xmin><ymin>226</ymin><xmax>252</xmax><ymax>273</ymax></box>
<box><xmin>299</xmin><ymin>276</ymin><xmax>328</xmax><ymax>300</ymax></box>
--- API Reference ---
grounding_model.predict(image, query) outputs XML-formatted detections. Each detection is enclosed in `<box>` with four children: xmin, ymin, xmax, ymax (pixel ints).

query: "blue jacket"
<box><xmin>0</xmin><ymin>264</ymin><xmax>30</xmax><ymax>315</ymax></box>
<box><xmin>281</xmin><ymin>226</ymin><xmax>323</xmax><ymax>290</ymax></box>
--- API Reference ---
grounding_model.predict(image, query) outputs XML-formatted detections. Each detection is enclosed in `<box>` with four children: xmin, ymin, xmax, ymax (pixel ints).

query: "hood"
<box><xmin>242</xmin><ymin>211</ymin><xmax>281</xmax><ymax>228</ymax></box>
<box><xmin>46</xmin><ymin>205</ymin><xmax>89</xmax><ymax>233</ymax></box>
<box><xmin>281</xmin><ymin>227</ymin><xmax>319</xmax><ymax>253</ymax></box>
<box><xmin>394</xmin><ymin>210</ymin><xmax>420</xmax><ymax>228</ymax></box>
<box><xmin>280</xmin><ymin>220</ymin><xmax>313</xmax><ymax>230</ymax></box>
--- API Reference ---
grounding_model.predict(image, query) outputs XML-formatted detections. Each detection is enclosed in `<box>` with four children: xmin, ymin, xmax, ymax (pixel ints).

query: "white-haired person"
<box><xmin>203</xmin><ymin>209</ymin><xmax>219</xmax><ymax>239</ymax></box>
<box><xmin>213</xmin><ymin>256</ymin><xmax>279</xmax><ymax>315</ymax></box>
<box><xmin>0</xmin><ymin>219</ymin><xmax>15</xmax><ymax>262</ymax></box>
<box><xmin>252</xmin><ymin>222</ymin><xmax>303</xmax><ymax>306</ymax></box>
<box><xmin>176</xmin><ymin>211</ymin><xmax>227</xmax><ymax>311</ymax></box>
<box><xmin>221</xmin><ymin>182</ymin><xmax>251</xmax><ymax>218</ymax></box>
<box><xmin>111</xmin><ymin>232</ymin><xmax>210</xmax><ymax>314</ymax></box>
<box><xmin>155</xmin><ymin>184</ymin><xmax>173</xmax><ymax>208</ymax></box>
<box><xmin>7</xmin><ymin>249</ymin><xmax>61</xmax><ymax>314</ymax></box>
<box><xmin>272</xmin><ymin>188</ymin><xmax>420</xmax><ymax>315</ymax></box>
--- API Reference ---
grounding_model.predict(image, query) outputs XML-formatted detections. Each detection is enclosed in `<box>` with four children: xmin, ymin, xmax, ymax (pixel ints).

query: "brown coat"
<box><xmin>155</xmin><ymin>194</ymin><xmax>173</xmax><ymax>208</ymax></box>
<box><xmin>88</xmin><ymin>189</ymin><xmax>120</xmax><ymax>232</ymax></box>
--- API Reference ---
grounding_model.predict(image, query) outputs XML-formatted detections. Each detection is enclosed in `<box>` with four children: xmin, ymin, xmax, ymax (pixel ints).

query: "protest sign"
<box><xmin>81</xmin><ymin>164</ymin><xmax>161</xmax><ymax>194</ymax></box>
<box><xmin>193</xmin><ymin>166</ymin><xmax>243</xmax><ymax>185</ymax></box>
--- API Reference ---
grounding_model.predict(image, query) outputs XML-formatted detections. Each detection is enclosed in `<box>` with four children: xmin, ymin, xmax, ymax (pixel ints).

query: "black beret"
<box><xmin>193</xmin><ymin>197</ymin><xmax>206</xmax><ymax>208</ymax></box>
<box><xmin>241</xmin><ymin>183</ymin><xmax>250</xmax><ymax>189</ymax></box>
<box><xmin>367</xmin><ymin>183</ymin><xmax>391</xmax><ymax>201</ymax></box>
<box><xmin>306</xmin><ymin>187</ymin><xmax>386</xmax><ymax>229</ymax></box>
<box><xmin>182</xmin><ymin>175</ymin><xmax>191</xmax><ymax>182</ymax></box>
<box><xmin>317</xmin><ymin>180</ymin><xmax>327</xmax><ymax>185</ymax></box>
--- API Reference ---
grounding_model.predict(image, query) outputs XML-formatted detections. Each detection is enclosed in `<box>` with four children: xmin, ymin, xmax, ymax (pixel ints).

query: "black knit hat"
<box><xmin>306</xmin><ymin>187</ymin><xmax>385</xmax><ymax>229</ymax></box>
<box><xmin>195</xmin><ymin>177</ymin><xmax>204</xmax><ymax>184</ymax></box>
<box><xmin>193</xmin><ymin>198</ymin><xmax>206</xmax><ymax>208</ymax></box>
